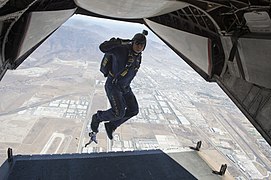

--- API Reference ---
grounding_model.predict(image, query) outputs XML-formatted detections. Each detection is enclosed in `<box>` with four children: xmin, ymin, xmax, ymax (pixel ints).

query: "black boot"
<box><xmin>105</xmin><ymin>122</ymin><xmax>116</xmax><ymax>140</ymax></box>
<box><xmin>91</xmin><ymin>114</ymin><xmax>100</xmax><ymax>133</ymax></box>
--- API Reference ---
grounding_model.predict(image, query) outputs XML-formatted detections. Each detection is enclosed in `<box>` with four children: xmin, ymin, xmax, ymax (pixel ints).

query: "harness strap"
<box><xmin>109</xmin><ymin>71</ymin><xmax>114</xmax><ymax>77</ymax></box>
<box><xmin>109</xmin><ymin>51</ymin><xmax>141</xmax><ymax>79</ymax></box>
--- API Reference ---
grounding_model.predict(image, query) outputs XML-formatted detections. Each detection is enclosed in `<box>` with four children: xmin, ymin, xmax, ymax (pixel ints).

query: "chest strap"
<box><xmin>109</xmin><ymin>51</ymin><xmax>141</xmax><ymax>79</ymax></box>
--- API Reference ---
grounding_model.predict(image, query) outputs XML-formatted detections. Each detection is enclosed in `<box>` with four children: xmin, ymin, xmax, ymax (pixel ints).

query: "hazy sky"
<box><xmin>71</xmin><ymin>14</ymin><xmax>163</xmax><ymax>43</ymax></box>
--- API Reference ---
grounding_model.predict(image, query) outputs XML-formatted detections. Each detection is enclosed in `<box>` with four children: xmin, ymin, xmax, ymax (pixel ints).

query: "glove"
<box><xmin>120</xmin><ymin>39</ymin><xmax>132</xmax><ymax>45</ymax></box>
<box><xmin>109</xmin><ymin>37</ymin><xmax>132</xmax><ymax>45</ymax></box>
<box><xmin>100</xmin><ymin>38</ymin><xmax>129</xmax><ymax>52</ymax></box>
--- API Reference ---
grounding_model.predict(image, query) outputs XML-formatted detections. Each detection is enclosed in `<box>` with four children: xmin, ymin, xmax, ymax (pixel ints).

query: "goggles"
<box><xmin>134</xmin><ymin>41</ymin><xmax>145</xmax><ymax>45</ymax></box>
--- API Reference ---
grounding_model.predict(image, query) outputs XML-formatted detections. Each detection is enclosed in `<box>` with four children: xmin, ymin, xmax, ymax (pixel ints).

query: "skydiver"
<box><xmin>90</xmin><ymin>30</ymin><xmax>147</xmax><ymax>141</ymax></box>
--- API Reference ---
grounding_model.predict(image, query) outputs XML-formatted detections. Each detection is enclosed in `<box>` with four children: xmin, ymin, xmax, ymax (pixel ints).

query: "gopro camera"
<box><xmin>142</xmin><ymin>30</ymin><xmax>148</xmax><ymax>36</ymax></box>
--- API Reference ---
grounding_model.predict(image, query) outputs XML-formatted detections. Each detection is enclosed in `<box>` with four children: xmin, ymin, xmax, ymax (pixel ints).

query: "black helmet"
<box><xmin>132</xmin><ymin>30</ymin><xmax>147</xmax><ymax>50</ymax></box>
<box><xmin>132</xmin><ymin>33</ymin><xmax>146</xmax><ymax>44</ymax></box>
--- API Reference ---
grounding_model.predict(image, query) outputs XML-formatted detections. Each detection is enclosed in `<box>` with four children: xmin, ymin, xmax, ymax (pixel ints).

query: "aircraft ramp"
<box><xmin>0</xmin><ymin>149</ymin><xmax>224</xmax><ymax>180</ymax></box>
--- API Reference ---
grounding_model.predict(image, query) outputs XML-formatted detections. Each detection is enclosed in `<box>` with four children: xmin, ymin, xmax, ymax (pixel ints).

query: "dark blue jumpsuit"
<box><xmin>96</xmin><ymin>38</ymin><xmax>141</xmax><ymax>129</ymax></box>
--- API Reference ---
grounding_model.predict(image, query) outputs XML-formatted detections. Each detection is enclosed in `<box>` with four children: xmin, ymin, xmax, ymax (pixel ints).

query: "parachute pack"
<box><xmin>100</xmin><ymin>54</ymin><xmax>112</xmax><ymax>77</ymax></box>
<box><xmin>100</xmin><ymin>51</ymin><xmax>141</xmax><ymax>80</ymax></box>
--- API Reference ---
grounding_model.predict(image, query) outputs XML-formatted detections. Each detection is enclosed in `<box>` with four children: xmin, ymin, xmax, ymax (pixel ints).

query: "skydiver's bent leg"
<box><xmin>90</xmin><ymin>114</ymin><xmax>100</xmax><ymax>133</ymax></box>
<box><xmin>111</xmin><ymin>89</ymin><xmax>139</xmax><ymax>128</ymax></box>
<box><xmin>91</xmin><ymin>84</ymin><xmax>126</xmax><ymax>132</ymax></box>
<box><xmin>104</xmin><ymin>88</ymin><xmax>138</xmax><ymax>140</ymax></box>
<box><xmin>98</xmin><ymin>84</ymin><xmax>126</xmax><ymax>121</ymax></box>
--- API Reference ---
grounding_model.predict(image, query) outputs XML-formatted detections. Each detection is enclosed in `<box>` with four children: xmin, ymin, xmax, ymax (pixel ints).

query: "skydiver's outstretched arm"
<box><xmin>99</xmin><ymin>38</ymin><xmax>131</xmax><ymax>53</ymax></box>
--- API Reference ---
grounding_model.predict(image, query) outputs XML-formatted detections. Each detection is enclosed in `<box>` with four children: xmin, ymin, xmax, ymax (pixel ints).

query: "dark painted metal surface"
<box><xmin>0</xmin><ymin>150</ymin><xmax>220</xmax><ymax>180</ymax></box>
